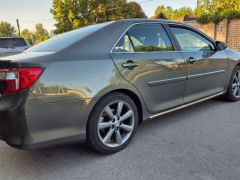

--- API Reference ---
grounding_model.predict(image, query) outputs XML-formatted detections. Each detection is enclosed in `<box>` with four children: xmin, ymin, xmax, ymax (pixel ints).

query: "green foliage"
<box><xmin>135</xmin><ymin>45</ymin><xmax>173</xmax><ymax>52</ymax></box>
<box><xmin>21</xmin><ymin>24</ymin><xmax>49</xmax><ymax>45</ymax></box>
<box><xmin>0</xmin><ymin>21</ymin><xmax>16</xmax><ymax>37</ymax></box>
<box><xmin>126</xmin><ymin>2</ymin><xmax>147</xmax><ymax>19</ymax></box>
<box><xmin>35</xmin><ymin>24</ymin><xmax>50</xmax><ymax>42</ymax></box>
<box><xmin>21</xmin><ymin>29</ymin><xmax>35</xmax><ymax>45</ymax></box>
<box><xmin>195</xmin><ymin>0</ymin><xmax>240</xmax><ymax>23</ymax></box>
<box><xmin>50</xmin><ymin>0</ymin><xmax>147</xmax><ymax>34</ymax></box>
<box><xmin>226</xmin><ymin>10</ymin><xmax>240</xmax><ymax>19</ymax></box>
<box><xmin>154</xmin><ymin>5</ymin><xmax>174</xmax><ymax>19</ymax></box>
<box><xmin>154</xmin><ymin>5</ymin><xmax>194</xmax><ymax>20</ymax></box>
<box><xmin>173</xmin><ymin>7</ymin><xmax>194</xmax><ymax>19</ymax></box>
<box><xmin>196</xmin><ymin>11</ymin><xmax>240</xmax><ymax>24</ymax></box>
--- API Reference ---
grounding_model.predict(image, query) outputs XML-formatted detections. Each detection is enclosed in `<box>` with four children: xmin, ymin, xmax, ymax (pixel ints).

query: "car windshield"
<box><xmin>0</xmin><ymin>38</ymin><xmax>27</xmax><ymax>48</ymax></box>
<box><xmin>28</xmin><ymin>22</ymin><xmax>112</xmax><ymax>53</ymax></box>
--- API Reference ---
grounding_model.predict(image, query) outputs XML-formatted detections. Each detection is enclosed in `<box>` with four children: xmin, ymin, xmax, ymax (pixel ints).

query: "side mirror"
<box><xmin>215</xmin><ymin>41</ymin><xmax>227</xmax><ymax>51</ymax></box>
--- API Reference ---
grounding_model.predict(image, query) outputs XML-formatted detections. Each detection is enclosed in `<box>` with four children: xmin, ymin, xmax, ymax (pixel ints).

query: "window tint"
<box><xmin>0</xmin><ymin>38</ymin><xmax>27</xmax><ymax>48</ymax></box>
<box><xmin>112</xmin><ymin>23</ymin><xmax>174</xmax><ymax>53</ymax></box>
<box><xmin>0</xmin><ymin>39</ymin><xmax>9</xmax><ymax>48</ymax></box>
<box><xmin>128</xmin><ymin>24</ymin><xmax>173</xmax><ymax>52</ymax></box>
<box><xmin>170</xmin><ymin>27</ymin><xmax>214</xmax><ymax>51</ymax></box>
<box><xmin>14</xmin><ymin>38</ymin><xmax>27</xmax><ymax>47</ymax></box>
<box><xmin>113</xmin><ymin>34</ymin><xmax>134</xmax><ymax>52</ymax></box>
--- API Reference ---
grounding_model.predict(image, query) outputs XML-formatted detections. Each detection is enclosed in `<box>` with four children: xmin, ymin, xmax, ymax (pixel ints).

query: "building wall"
<box><xmin>188</xmin><ymin>19</ymin><xmax>240</xmax><ymax>51</ymax></box>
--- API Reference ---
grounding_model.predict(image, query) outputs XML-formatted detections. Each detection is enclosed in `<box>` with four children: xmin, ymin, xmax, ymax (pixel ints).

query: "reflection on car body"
<box><xmin>0</xmin><ymin>19</ymin><xmax>240</xmax><ymax>154</ymax></box>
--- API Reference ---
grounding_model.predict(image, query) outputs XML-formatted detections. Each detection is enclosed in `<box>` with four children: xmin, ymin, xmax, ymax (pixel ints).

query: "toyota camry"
<box><xmin>0</xmin><ymin>19</ymin><xmax>240</xmax><ymax>154</ymax></box>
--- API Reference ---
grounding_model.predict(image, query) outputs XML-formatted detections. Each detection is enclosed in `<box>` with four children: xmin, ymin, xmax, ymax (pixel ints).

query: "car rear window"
<box><xmin>28</xmin><ymin>22</ymin><xmax>112</xmax><ymax>53</ymax></box>
<box><xmin>0</xmin><ymin>38</ymin><xmax>27</xmax><ymax>48</ymax></box>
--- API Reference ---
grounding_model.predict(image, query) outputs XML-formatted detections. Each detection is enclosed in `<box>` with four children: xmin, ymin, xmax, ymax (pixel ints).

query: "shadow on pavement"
<box><xmin>0</xmin><ymin>99</ymin><xmax>227</xmax><ymax>172</ymax></box>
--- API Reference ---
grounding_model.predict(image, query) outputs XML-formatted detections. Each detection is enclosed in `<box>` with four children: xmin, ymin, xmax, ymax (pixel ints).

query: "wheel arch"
<box><xmin>111</xmin><ymin>89</ymin><xmax>143</xmax><ymax>124</ymax></box>
<box><xmin>235</xmin><ymin>62</ymin><xmax>240</xmax><ymax>68</ymax></box>
<box><xmin>87</xmin><ymin>88</ymin><xmax>145</xmax><ymax>127</ymax></box>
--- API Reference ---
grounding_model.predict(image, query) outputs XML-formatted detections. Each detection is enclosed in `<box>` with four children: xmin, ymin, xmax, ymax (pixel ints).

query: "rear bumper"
<box><xmin>0</xmin><ymin>91</ymin><xmax>91</xmax><ymax>149</ymax></box>
<box><xmin>0</xmin><ymin>91</ymin><xmax>29</xmax><ymax>148</ymax></box>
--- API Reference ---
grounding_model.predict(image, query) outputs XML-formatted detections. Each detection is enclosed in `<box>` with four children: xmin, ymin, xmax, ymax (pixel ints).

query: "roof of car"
<box><xmin>0</xmin><ymin>37</ymin><xmax>25</xmax><ymax>39</ymax></box>
<box><xmin>113</xmin><ymin>18</ymin><xmax>187</xmax><ymax>25</ymax></box>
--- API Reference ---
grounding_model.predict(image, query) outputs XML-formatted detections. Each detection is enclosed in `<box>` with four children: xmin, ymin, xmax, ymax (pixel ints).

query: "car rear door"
<box><xmin>110</xmin><ymin>23</ymin><xmax>187</xmax><ymax>114</ymax></box>
<box><xmin>168</xmin><ymin>25</ymin><xmax>229</xmax><ymax>103</ymax></box>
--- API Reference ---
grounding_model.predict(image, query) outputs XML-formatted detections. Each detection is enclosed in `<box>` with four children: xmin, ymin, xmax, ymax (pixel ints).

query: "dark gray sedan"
<box><xmin>0</xmin><ymin>19</ymin><xmax>240</xmax><ymax>153</ymax></box>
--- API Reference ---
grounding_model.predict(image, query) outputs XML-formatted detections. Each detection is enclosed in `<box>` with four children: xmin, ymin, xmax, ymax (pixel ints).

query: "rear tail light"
<box><xmin>0</xmin><ymin>68</ymin><xmax>42</xmax><ymax>95</ymax></box>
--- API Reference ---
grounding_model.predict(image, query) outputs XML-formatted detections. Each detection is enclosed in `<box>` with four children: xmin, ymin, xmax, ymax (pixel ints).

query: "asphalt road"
<box><xmin>0</xmin><ymin>99</ymin><xmax>240</xmax><ymax>180</ymax></box>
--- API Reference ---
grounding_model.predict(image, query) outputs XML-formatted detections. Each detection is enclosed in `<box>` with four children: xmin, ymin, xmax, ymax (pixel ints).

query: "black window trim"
<box><xmin>110</xmin><ymin>22</ymin><xmax>178</xmax><ymax>54</ymax></box>
<box><xmin>126</xmin><ymin>32</ymin><xmax>136</xmax><ymax>52</ymax></box>
<box><xmin>166</xmin><ymin>23</ymin><xmax>216</xmax><ymax>52</ymax></box>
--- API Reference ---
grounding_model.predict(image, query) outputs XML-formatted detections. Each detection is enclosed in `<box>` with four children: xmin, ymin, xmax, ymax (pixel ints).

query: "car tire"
<box><xmin>87</xmin><ymin>92</ymin><xmax>139</xmax><ymax>154</ymax></box>
<box><xmin>225</xmin><ymin>66</ymin><xmax>240</xmax><ymax>102</ymax></box>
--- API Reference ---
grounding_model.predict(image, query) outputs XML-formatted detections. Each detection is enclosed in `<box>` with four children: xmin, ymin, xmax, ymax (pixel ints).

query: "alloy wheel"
<box><xmin>232</xmin><ymin>70</ymin><xmax>240</xmax><ymax>98</ymax></box>
<box><xmin>97</xmin><ymin>101</ymin><xmax>135</xmax><ymax>148</ymax></box>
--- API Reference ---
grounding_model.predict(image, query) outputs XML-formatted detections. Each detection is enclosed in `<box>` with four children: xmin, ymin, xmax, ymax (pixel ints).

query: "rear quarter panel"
<box><xmin>26</xmin><ymin>57</ymin><xmax>149</xmax><ymax>145</ymax></box>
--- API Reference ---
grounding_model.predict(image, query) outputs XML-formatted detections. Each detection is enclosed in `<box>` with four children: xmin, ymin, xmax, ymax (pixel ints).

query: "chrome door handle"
<box><xmin>187</xmin><ymin>57</ymin><xmax>197</xmax><ymax>64</ymax></box>
<box><xmin>122</xmin><ymin>60</ymin><xmax>139</xmax><ymax>69</ymax></box>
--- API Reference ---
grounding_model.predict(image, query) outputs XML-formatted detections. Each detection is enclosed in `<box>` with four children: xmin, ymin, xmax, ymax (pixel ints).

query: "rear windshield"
<box><xmin>28</xmin><ymin>22</ymin><xmax>112</xmax><ymax>53</ymax></box>
<box><xmin>0</xmin><ymin>38</ymin><xmax>27</xmax><ymax>48</ymax></box>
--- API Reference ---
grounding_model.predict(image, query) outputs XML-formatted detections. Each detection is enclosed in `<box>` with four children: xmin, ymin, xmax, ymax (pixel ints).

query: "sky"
<box><xmin>0</xmin><ymin>0</ymin><xmax>197</xmax><ymax>32</ymax></box>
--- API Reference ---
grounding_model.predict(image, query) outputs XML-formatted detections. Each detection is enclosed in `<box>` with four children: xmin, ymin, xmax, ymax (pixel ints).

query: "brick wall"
<box><xmin>188</xmin><ymin>19</ymin><xmax>240</xmax><ymax>51</ymax></box>
<box><xmin>228</xmin><ymin>19</ymin><xmax>240</xmax><ymax>51</ymax></box>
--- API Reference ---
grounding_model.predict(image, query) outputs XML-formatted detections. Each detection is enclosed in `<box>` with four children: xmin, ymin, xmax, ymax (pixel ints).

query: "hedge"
<box><xmin>196</xmin><ymin>10</ymin><xmax>240</xmax><ymax>24</ymax></box>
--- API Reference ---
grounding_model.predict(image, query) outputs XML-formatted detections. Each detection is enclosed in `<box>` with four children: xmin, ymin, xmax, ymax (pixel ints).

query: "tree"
<box><xmin>154</xmin><ymin>5</ymin><xmax>193</xmax><ymax>20</ymax></box>
<box><xmin>195</xmin><ymin>0</ymin><xmax>240</xmax><ymax>16</ymax></box>
<box><xmin>50</xmin><ymin>0</ymin><xmax>147</xmax><ymax>34</ymax></box>
<box><xmin>35</xmin><ymin>23</ymin><xmax>50</xmax><ymax>42</ymax></box>
<box><xmin>21</xmin><ymin>29</ymin><xmax>35</xmax><ymax>45</ymax></box>
<box><xmin>195</xmin><ymin>0</ymin><xmax>240</xmax><ymax>23</ymax></box>
<box><xmin>154</xmin><ymin>5</ymin><xmax>174</xmax><ymax>19</ymax></box>
<box><xmin>0</xmin><ymin>21</ymin><xmax>16</xmax><ymax>37</ymax></box>
<box><xmin>21</xmin><ymin>24</ymin><xmax>49</xmax><ymax>45</ymax></box>
<box><xmin>126</xmin><ymin>2</ymin><xmax>147</xmax><ymax>18</ymax></box>
<box><xmin>173</xmin><ymin>7</ymin><xmax>194</xmax><ymax>18</ymax></box>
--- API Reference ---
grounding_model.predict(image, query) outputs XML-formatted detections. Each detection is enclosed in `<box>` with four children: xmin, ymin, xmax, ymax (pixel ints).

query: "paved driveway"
<box><xmin>0</xmin><ymin>99</ymin><xmax>240</xmax><ymax>180</ymax></box>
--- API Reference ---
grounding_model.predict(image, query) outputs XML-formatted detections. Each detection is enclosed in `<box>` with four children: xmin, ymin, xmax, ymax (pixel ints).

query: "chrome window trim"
<box><xmin>167</xmin><ymin>23</ymin><xmax>216</xmax><ymax>51</ymax></box>
<box><xmin>110</xmin><ymin>50</ymin><xmax>216</xmax><ymax>54</ymax></box>
<box><xmin>110</xmin><ymin>21</ymin><xmax>216</xmax><ymax>54</ymax></box>
<box><xmin>110</xmin><ymin>51</ymin><xmax>177</xmax><ymax>54</ymax></box>
<box><xmin>167</xmin><ymin>22</ymin><xmax>216</xmax><ymax>44</ymax></box>
<box><xmin>110</xmin><ymin>22</ymin><xmax>174</xmax><ymax>54</ymax></box>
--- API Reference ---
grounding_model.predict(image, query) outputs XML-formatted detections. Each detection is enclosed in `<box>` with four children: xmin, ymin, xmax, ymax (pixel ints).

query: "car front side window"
<box><xmin>170</xmin><ymin>27</ymin><xmax>214</xmax><ymax>52</ymax></box>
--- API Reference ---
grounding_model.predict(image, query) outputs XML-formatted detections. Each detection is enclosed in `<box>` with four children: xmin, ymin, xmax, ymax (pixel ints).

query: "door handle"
<box><xmin>187</xmin><ymin>57</ymin><xmax>197</xmax><ymax>64</ymax></box>
<box><xmin>122</xmin><ymin>60</ymin><xmax>139</xmax><ymax>69</ymax></box>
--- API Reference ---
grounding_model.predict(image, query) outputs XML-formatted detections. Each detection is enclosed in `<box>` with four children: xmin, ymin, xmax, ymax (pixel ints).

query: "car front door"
<box><xmin>110</xmin><ymin>23</ymin><xmax>187</xmax><ymax>114</ymax></box>
<box><xmin>169</xmin><ymin>25</ymin><xmax>229</xmax><ymax>103</ymax></box>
